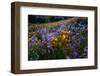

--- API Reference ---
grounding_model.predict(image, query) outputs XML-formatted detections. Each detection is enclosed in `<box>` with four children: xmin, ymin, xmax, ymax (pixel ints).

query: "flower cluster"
<box><xmin>28</xmin><ymin>17</ymin><xmax>88</xmax><ymax>60</ymax></box>
<box><xmin>50</xmin><ymin>30</ymin><xmax>70</xmax><ymax>45</ymax></box>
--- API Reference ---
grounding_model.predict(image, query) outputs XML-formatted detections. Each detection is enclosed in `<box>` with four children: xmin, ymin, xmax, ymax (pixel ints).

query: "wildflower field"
<box><xmin>28</xmin><ymin>15</ymin><xmax>88</xmax><ymax>60</ymax></box>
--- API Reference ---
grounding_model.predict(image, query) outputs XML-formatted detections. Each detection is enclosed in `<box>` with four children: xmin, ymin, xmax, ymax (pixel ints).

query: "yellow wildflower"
<box><xmin>58</xmin><ymin>30</ymin><xmax>71</xmax><ymax>41</ymax></box>
<box><xmin>60</xmin><ymin>30</ymin><xmax>67</xmax><ymax>35</ymax></box>
<box><xmin>62</xmin><ymin>35</ymin><xmax>66</xmax><ymax>40</ymax></box>
<box><xmin>67</xmin><ymin>31</ymin><xmax>71</xmax><ymax>35</ymax></box>
<box><xmin>58</xmin><ymin>34</ymin><xmax>67</xmax><ymax>40</ymax></box>
<box><xmin>50</xmin><ymin>37</ymin><xmax>58</xmax><ymax>45</ymax></box>
<box><xmin>32</xmin><ymin>32</ymin><xmax>35</xmax><ymax>34</ymax></box>
<box><xmin>28</xmin><ymin>38</ymin><xmax>32</xmax><ymax>42</ymax></box>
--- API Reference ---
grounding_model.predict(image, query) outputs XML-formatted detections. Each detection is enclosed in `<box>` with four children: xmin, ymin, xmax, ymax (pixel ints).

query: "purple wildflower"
<box><xmin>73</xmin><ymin>51</ymin><xmax>78</xmax><ymax>58</ymax></box>
<box><xmin>84</xmin><ymin>46</ymin><xmax>88</xmax><ymax>53</ymax></box>
<box><xmin>38</xmin><ymin>40</ymin><xmax>42</xmax><ymax>46</ymax></box>
<box><xmin>66</xmin><ymin>55</ymin><xmax>70</xmax><ymax>59</ymax></box>
<box><xmin>31</xmin><ymin>36</ymin><xmax>35</xmax><ymax>42</ymax></box>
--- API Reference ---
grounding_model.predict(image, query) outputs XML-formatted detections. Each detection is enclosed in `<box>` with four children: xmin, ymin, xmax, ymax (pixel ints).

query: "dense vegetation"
<box><xmin>28</xmin><ymin>15</ymin><xmax>72</xmax><ymax>24</ymax></box>
<box><xmin>28</xmin><ymin>15</ymin><xmax>88</xmax><ymax>60</ymax></box>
